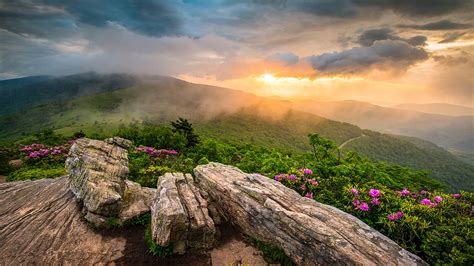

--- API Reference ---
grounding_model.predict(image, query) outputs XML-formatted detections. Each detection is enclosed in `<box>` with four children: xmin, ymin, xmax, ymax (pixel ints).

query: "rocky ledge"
<box><xmin>0</xmin><ymin>137</ymin><xmax>427</xmax><ymax>265</ymax></box>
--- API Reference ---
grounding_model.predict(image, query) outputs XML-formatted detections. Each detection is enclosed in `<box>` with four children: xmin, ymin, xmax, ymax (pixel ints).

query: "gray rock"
<box><xmin>151</xmin><ymin>173</ymin><xmax>216</xmax><ymax>255</ymax></box>
<box><xmin>65</xmin><ymin>137</ymin><xmax>154</xmax><ymax>227</ymax></box>
<box><xmin>105</xmin><ymin>137</ymin><xmax>133</xmax><ymax>149</ymax></box>
<box><xmin>194</xmin><ymin>163</ymin><xmax>427</xmax><ymax>266</ymax></box>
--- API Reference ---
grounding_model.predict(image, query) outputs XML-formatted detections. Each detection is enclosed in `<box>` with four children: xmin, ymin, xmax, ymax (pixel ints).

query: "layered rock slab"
<box><xmin>194</xmin><ymin>163</ymin><xmax>427</xmax><ymax>266</ymax></box>
<box><xmin>152</xmin><ymin>173</ymin><xmax>216</xmax><ymax>254</ymax></box>
<box><xmin>66</xmin><ymin>137</ymin><xmax>153</xmax><ymax>227</ymax></box>
<box><xmin>0</xmin><ymin>177</ymin><xmax>129</xmax><ymax>264</ymax></box>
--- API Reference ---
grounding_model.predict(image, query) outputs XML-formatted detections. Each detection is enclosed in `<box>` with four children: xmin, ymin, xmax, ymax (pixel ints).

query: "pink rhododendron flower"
<box><xmin>370</xmin><ymin>197</ymin><xmax>380</xmax><ymax>205</ymax></box>
<box><xmin>352</xmin><ymin>199</ymin><xmax>360</xmax><ymax>206</ymax></box>
<box><xmin>369</xmin><ymin>189</ymin><xmax>380</xmax><ymax>197</ymax></box>
<box><xmin>388</xmin><ymin>211</ymin><xmax>403</xmax><ymax>221</ymax></box>
<box><xmin>453</xmin><ymin>193</ymin><xmax>461</xmax><ymax>199</ymax></box>
<box><xmin>420</xmin><ymin>198</ymin><xmax>432</xmax><ymax>205</ymax></box>
<box><xmin>305</xmin><ymin>192</ymin><xmax>313</xmax><ymax>199</ymax></box>
<box><xmin>303</xmin><ymin>168</ymin><xmax>313</xmax><ymax>175</ymax></box>
<box><xmin>309</xmin><ymin>180</ymin><xmax>319</xmax><ymax>186</ymax></box>
<box><xmin>434</xmin><ymin>196</ymin><xmax>443</xmax><ymax>203</ymax></box>
<box><xmin>400</xmin><ymin>188</ymin><xmax>410</xmax><ymax>197</ymax></box>
<box><xmin>350</xmin><ymin>188</ymin><xmax>359</xmax><ymax>196</ymax></box>
<box><xmin>287</xmin><ymin>174</ymin><xmax>297</xmax><ymax>180</ymax></box>
<box><xmin>300</xmin><ymin>185</ymin><xmax>306</xmax><ymax>191</ymax></box>
<box><xmin>358</xmin><ymin>203</ymin><xmax>369</xmax><ymax>211</ymax></box>
<box><xmin>274</xmin><ymin>175</ymin><xmax>281</xmax><ymax>182</ymax></box>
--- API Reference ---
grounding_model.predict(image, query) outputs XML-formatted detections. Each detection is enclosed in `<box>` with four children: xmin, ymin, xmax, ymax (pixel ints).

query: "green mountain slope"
<box><xmin>0</xmin><ymin>72</ymin><xmax>137</xmax><ymax>115</ymax></box>
<box><xmin>292</xmin><ymin>100</ymin><xmax>474</xmax><ymax>153</ymax></box>
<box><xmin>0</xmin><ymin>74</ymin><xmax>472</xmax><ymax>191</ymax></box>
<box><xmin>344</xmin><ymin>131</ymin><xmax>474</xmax><ymax>191</ymax></box>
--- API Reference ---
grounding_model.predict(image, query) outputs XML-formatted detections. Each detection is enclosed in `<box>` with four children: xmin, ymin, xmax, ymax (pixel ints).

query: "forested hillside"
<box><xmin>0</xmin><ymin>74</ymin><xmax>472</xmax><ymax>192</ymax></box>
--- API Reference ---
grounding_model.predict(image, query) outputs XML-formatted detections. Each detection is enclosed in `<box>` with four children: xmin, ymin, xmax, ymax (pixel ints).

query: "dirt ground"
<box><xmin>111</xmin><ymin>224</ymin><xmax>266</xmax><ymax>265</ymax></box>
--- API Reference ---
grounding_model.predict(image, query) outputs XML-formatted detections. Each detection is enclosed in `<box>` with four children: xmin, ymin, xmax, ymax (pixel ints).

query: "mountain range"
<box><xmin>0</xmin><ymin>72</ymin><xmax>472</xmax><ymax>191</ymax></box>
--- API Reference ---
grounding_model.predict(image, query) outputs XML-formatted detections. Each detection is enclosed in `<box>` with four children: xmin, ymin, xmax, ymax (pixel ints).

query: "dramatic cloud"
<box><xmin>0</xmin><ymin>0</ymin><xmax>184</xmax><ymax>39</ymax></box>
<box><xmin>308</xmin><ymin>40</ymin><xmax>429</xmax><ymax>75</ymax></box>
<box><xmin>356</xmin><ymin>28</ymin><xmax>427</xmax><ymax>47</ymax></box>
<box><xmin>438</xmin><ymin>32</ymin><xmax>468</xmax><ymax>43</ymax></box>
<box><xmin>398</xmin><ymin>20</ymin><xmax>473</xmax><ymax>31</ymax></box>
<box><xmin>355</xmin><ymin>0</ymin><xmax>474</xmax><ymax>17</ymax></box>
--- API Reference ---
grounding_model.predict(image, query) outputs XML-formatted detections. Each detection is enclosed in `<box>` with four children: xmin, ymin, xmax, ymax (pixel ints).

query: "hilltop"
<box><xmin>0</xmin><ymin>73</ymin><xmax>473</xmax><ymax>191</ymax></box>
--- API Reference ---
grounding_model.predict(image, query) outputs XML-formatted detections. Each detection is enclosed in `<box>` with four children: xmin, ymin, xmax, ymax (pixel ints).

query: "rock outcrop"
<box><xmin>66</xmin><ymin>137</ymin><xmax>153</xmax><ymax>227</ymax></box>
<box><xmin>152</xmin><ymin>173</ymin><xmax>216</xmax><ymax>254</ymax></box>
<box><xmin>0</xmin><ymin>177</ymin><xmax>144</xmax><ymax>264</ymax></box>
<box><xmin>194</xmin><ymin>163</ymin><xmax>426</xmax><ymax>266</ymax></box>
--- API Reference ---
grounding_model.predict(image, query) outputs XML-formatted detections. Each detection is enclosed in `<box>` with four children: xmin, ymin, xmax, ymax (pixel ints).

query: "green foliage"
<box><xmin>1</xmin><ymin>118</ymin><xmax>472</xmax><ymax>264</ymax></box>
<box><xmin>345</xmin><ymin>130</ymin><xmax>474</xmax><ymax>192</ymax></box>
<box><xmin>0</xmin><ymin>147</ymin><xmax>17</xmax><ymax>175</ymax></box>
<box><xmin>7</xmin><ymin>167</ymin><xmax>66</xmax><ymax>181</ymax></box>
<box><xmin>125</xmin><ymin>213</ymin><xmax>151</xmax><ymax>226</ymax></box>
<box><xmin>145</xmin><ymin>224</ymin><xmax>174</xmax><ymax>257</ymax></box>
<box><xmin>117</xmin><ymin>126</ymin><xmax>186</xmax><ymax>151</ymax></box>
<box><xmin>73</xmin><ymin>130</ymin><xmax>86</xmax><ymax>139</ymax></box>
<box><xmin>246</xmin><ymin>237</ymin><xmax>295</xmax><ymax>265</ymax></box>
<box><xmin>106</xmin><ymin>217</ymin><xmax>122</xmax><ymax>228</ymax></box>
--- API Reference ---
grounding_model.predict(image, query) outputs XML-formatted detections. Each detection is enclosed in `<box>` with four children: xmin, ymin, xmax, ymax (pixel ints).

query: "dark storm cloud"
<box><xmin>0</xmin><ymin>1</ymin><xmax>77</xmax><ymax>40</ymax></box>
<box><xmin>57</xmin><ymin>0</ymin><xmax>183</xmax><ymax>37</ymax></box>
<box><xmin>356</xmin><ymin>28</ymin><xmax>427</xmax><ymax>47</ymax></box>
<box><xmin>0</xmin><ymin>0</ymin><xmax>184</xmax><ymax>39</ymax></box>
<box><xmin>308</xmin><ymin>40</ymin><xmax>429</xmax><ymax>75</ymax></box>
<box><xmin>397</xmin><ymin>20</ymin><xmax>473</xmax><ymax>31</ymax></box>
<box><xmin>354</xmin><ymin>0</ymin><xmax>474</xmax><ymax>17</ymax></box>
<box><xmin>248</xmin><ymin>0</ymin><xmax>474</xmax><ymax>18</ymax></box>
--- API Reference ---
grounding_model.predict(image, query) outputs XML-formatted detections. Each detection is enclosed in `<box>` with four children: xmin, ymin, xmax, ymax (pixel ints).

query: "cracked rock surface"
<box><xmin>194</xmin><ymin>162</ymin><xmax>427</xmax><ymax>266</ymax></box>
<box><xmin>152</xmin><ymin>173</ymin><xmax>216</xmax><ymax>254</ymax></box>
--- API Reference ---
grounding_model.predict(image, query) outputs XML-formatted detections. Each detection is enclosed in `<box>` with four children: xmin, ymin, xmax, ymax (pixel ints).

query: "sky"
<box><xmin>1</xmin><ymin>0</ymin><xmax>473</xmax><ymax>106</ymax></box>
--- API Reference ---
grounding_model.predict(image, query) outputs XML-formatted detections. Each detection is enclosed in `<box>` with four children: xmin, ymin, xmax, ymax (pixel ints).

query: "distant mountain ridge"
<box><xmin>0</xmin><ymin>73</ymin><xmax>473</xmax><ymax>191</ymax></box>
<box><xmin>394</xmin><ymin>103</ymin><xmax>474</xmax><ymax>117</ymax></box>
<box><xmin>291</xmin><ymin>100</ymin><xmax>474</xmax><ymax>154</ymax></box>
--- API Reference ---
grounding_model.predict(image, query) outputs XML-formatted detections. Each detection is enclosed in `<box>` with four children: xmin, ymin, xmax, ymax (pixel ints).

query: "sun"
<box><xmin>258</xmin><ymin>73</ymin><xmax>277</xmax><ymax>83</ymax></box>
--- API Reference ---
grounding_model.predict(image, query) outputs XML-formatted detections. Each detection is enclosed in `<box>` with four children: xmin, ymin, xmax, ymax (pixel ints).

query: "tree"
<box><xmin>308</xmin><ymin>133</ymin><xmax>337</xmax><ymax>162</ymax></box>
<box><xmin>73</xmin><ymin>130</ymin><xmax>86</xmax><ymax>139</ymax></box>
<box><xmin>171</xmin><ymin>118</ymin><xmax>199</xmax><ymax>148</ymax></box>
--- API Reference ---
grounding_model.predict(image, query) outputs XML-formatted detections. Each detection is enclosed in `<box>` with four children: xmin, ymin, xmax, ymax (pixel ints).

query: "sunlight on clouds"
<box><xmin>427</xmin><ymin>41</ymin><xmax>474</xmax><ymax>51</ymax></box>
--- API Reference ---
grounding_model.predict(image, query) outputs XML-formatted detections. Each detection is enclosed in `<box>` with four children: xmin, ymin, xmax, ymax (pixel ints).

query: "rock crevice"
<box><xmin>151</xmin><ymin>173</ymin><xmax>216</xmax><ymax>254</ymax></box>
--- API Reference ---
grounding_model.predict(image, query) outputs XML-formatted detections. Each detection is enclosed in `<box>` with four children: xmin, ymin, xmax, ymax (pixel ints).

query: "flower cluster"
<box><xmin>399</xmin><ymin>188</ymin><xmax>410</xmax><ymax>197</ymax></box>
<box><xmin>274</xmin><ymin>169</ymin><xmax>318</xmax><ymax>199</ymax></box>
<box><xmin>350</xmin><ymin>188</ymin><xmax>381</xmax><ymax>212</ymax></box>
<box><xmin>420</xmin><ymin>196</ymin><xmax>443</xmax><ymax>207</ymax></box>
<box><xmin>388</xmin><ymin>211</ymin><xmax>403</xmax><ymax>221</ymax></box>
<box><xmin>135</xmin><ymin>146</ymin><xmax>178</xmax><ymax>158</ymax></box>
<box><xmin>19</xmin><ymin>143</ymin><xmax>70</xmax><ymax>160</ymax></box>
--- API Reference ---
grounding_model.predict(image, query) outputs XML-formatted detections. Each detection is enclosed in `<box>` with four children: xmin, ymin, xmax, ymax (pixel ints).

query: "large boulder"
<box><xmin>65</xmin><ymin>137</ymin><xmax>154</xmax><ymax>227</ymax></box>
<box><xmin>194</xmin><ymin>163</ymin><xmax>427</xmax><ymax>266</ymax></box>
<box><xmin>152</xmin><ymin>173</ymin><xmax>216</xmax><ymax>254</ymax></box>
